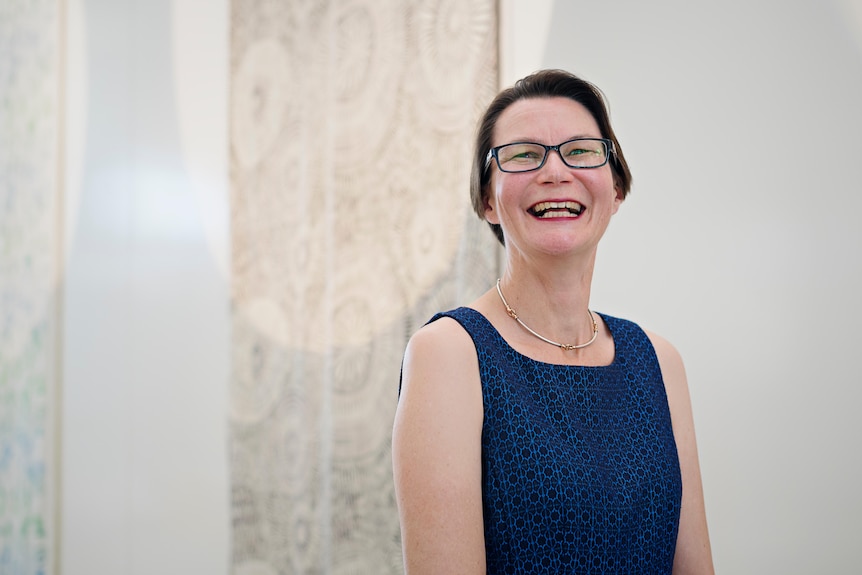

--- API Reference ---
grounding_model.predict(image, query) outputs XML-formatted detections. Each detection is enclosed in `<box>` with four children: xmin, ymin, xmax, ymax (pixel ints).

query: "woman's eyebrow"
<box><xmin>498</xmin><ymin>134</ymin><xmax>602</xmax><ymax>145</ymax></box>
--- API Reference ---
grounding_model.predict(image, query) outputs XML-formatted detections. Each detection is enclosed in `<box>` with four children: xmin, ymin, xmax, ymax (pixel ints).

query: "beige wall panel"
<box><xmin>229</xmin><ymin>1</ymin><xmax>499</xmax><ymax>572</ymax></box>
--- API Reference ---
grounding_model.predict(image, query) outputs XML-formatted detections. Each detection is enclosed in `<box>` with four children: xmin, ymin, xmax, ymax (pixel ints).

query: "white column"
<box><xmin>62</xmin><ymin>1</ymin><xmax>230</xmax><ymax>573</ymax></box>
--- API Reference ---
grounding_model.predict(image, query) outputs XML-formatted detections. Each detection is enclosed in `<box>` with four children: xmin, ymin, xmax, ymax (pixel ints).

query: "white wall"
<box><xmin>537</xmin><ymin>1</ymin><xmax>862</xmax><ymax>572</ymax></box>
<box><xmin>62</xmin><ymin>1</ymin><xmax>229</xmax><ymax>574</ymax></box>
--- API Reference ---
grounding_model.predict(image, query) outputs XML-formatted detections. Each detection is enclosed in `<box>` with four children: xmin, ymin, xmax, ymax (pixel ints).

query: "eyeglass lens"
<box><xmin>497</xmin><ymin>139</ymin><xmax>608</xmax><ymax>172</ymax></box>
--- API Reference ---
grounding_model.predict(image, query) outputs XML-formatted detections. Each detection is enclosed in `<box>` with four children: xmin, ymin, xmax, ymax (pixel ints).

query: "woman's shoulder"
<box><xmin>405</xmin><ymin>309</ymin><xmax>477</xmax><ymax>369</ymax></box>
<box><xmin>640</xmin><ymin>328</ymin><xmax>684</xmax><ymax>373</ymax></box>
<box><xmin>600</xmin><ymin>314</ymin><xmax>683</xmax><ymax>361</ymax></box>
<box><xmin>636</xmin><ymin>326</ymin><xmax>690</xmax><ymax>414</ymax></box>
<box><xmin>398</xmin><ymin>312</ymin><xmax>484</xmax><ymax>436</ymax></box>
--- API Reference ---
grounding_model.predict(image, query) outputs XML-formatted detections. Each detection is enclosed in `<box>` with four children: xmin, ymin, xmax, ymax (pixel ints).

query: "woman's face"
<box><xmin>484</xmin><ymin>96</ymin><xmax>623</xmax><ymax>259</ymax></box>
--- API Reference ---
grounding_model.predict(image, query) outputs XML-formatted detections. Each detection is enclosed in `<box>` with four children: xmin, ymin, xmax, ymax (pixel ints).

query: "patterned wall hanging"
<box><xmin>0</xmin><ymin>1</ymin><xmax>60</xmax><ymax>574</ymax></box>
<box><xmin>229</xmin><ymin>0</ymin><xmax>499</xmax><ymax>572</ymax></box>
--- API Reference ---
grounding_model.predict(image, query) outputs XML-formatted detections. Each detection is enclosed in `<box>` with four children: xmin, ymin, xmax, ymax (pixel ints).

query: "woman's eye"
<box><xmin>503</xmin><ymin>148</ymin><xmax>542</xmax><ymax>163</ymax></box>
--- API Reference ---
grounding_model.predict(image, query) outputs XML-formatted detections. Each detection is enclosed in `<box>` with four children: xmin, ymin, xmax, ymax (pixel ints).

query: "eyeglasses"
<box><xmin>485</xmin><ymin>138</ymin><xmax>614</xmax><ymax>173</ymax></box>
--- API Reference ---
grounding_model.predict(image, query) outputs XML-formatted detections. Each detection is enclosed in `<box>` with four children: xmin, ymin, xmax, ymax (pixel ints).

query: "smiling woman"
<box><xmin>392</xmin><ymin>69</ymin><xmax>715</xmax><ymax>574</ymax></box>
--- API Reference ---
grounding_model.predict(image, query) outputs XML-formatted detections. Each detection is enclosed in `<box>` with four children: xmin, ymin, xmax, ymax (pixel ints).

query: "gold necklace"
<box><xmin>495</xmin><ymin>278</ymin><xmax>598</xmax><ymax>351</ymax></box>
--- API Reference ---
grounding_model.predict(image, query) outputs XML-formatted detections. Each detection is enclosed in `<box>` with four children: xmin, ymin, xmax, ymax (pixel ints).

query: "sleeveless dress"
<box><xmin>428</xmin><ymin>307</ymin><xmax>682</xmax><ymax>574</ymax></box>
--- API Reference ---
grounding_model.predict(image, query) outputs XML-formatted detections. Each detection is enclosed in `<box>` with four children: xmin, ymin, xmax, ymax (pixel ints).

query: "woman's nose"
<box><xmin>538</xmin><ymin>148</ymin><xmax>573</xmax><ymax>182</ymax></box>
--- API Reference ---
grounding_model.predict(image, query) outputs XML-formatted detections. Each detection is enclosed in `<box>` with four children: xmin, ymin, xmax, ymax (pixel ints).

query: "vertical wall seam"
<box><xmin>320</xmin><ymin>2</ymin><xmax>336</xmax><ymax>571</ymax></box>
<box><xmin>53</xmin><ymin>0</ymin><xmax>67</xmax><ymax>573</ymax></box>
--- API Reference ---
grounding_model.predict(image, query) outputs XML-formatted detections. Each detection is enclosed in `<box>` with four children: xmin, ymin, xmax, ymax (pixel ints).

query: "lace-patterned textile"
<box><xmin>430</xmin><ymin>307</ymin><xmax>682</xmax><ymax>574</ymax></box>
<box><xmin>229</xmin><ymin>1</ymin><xmax>498</xmax><ymax>571</ymax></box>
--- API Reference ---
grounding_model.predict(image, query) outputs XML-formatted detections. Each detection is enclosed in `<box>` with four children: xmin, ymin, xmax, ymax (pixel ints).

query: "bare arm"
<box><xmin>647</xmin><ymin>331</ymin><xmax>715</xmax><ymax>574</ymax></box>
<box><xmin>392</xmin><ymin>318</ymin><xmax>486</xmax><ymax>574</ymax></box>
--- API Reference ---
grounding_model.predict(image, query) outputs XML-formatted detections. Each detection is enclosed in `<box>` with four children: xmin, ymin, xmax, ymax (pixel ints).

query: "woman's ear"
<box><xmin>483</xmin><ymin>192</ymin><xmax>499</xmax><ymax>224</ymax></box>
<box><xmin>611</xmin><ymin>179</ymin><xmax>625</xmax><ymax>215</ymax></box>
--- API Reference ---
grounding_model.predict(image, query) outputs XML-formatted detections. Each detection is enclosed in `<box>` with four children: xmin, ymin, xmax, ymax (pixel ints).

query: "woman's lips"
<box><xmin>528</xmin><ymin>200</ymin><xmax>584</xmax><ymax>218</ymax></box>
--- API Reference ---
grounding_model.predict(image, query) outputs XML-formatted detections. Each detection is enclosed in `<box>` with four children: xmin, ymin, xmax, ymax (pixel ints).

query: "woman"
<box><xmin>392</xmin><ymin>69</ymin><xmax>714</xmax><ymax>574</ymax></box>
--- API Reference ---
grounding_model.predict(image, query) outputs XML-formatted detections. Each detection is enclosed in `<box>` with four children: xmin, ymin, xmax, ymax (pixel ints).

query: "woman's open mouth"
<box><xmin>528</xmin><ymin>201</ymin><xmax>584</xmax><ymax>219</ymax></box>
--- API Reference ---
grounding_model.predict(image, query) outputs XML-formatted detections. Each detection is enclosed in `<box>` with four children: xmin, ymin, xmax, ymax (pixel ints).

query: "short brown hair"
<box><xmin>470</xmin><ymin>69</ymin><xmax>633</xmax><ymax>245</ymax></box>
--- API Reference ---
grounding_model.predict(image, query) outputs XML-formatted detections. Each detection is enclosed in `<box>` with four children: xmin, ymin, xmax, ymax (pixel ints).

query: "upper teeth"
<box><xmin>531</xmin><ymin>201</ymin><xmax>583</xmax><ymax>214</ymax></box>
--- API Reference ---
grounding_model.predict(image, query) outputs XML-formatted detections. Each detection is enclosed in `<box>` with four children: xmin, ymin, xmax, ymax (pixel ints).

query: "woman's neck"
<box><xmin>498</xmin><ymin>250</ymin><xmax>597</xmax><ymax>344</ymax></box>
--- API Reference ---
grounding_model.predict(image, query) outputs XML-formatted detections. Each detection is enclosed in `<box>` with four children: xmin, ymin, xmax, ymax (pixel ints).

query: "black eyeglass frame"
<box><xmin>485</xmin><ymin>137</ymin><xmax>615</xmax><ymax>174</ymax></box>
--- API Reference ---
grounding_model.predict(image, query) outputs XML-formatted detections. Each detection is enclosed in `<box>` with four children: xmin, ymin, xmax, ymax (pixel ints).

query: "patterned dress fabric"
<box><xmin>430</xmin><ymin>307</ymin><xmax>682</xmax><ymax>574</ymax></box>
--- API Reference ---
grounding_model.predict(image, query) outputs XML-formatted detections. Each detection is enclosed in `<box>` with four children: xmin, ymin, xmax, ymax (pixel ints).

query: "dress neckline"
<box><xmin>457</xmin><ymin>306</ymin><xmax>620</xmax><ymax>369</ymax></box>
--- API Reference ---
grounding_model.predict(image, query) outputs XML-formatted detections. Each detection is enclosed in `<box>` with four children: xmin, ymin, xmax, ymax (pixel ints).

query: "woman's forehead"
<box><xmin>494</xmin><ymin>97</ymin><xmax>600</xmax><ymax>143</ymax></box>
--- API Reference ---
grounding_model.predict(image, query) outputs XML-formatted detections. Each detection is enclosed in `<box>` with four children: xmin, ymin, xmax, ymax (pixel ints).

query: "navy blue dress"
<box><xmin>429</xmin><ymin>307</ymin><xmax>682</xmax><ymax>574</ymax></box>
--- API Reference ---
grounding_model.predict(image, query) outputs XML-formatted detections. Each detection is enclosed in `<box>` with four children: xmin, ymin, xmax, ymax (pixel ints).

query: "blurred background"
<box><xmin>2</xmin><ymin>0</ymin><xmax>861</xmax><ymax>574</ymax></box>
